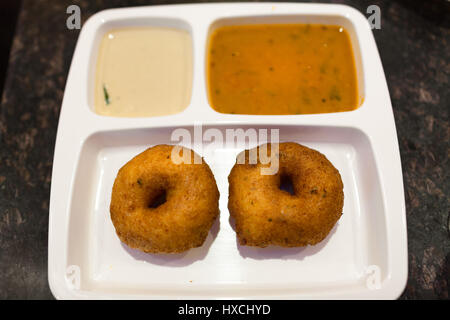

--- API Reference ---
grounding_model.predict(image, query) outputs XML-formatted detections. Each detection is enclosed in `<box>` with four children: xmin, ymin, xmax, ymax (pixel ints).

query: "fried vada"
<box><xmin>228</xmin><ymin>142</ymin><xmax>343</xmax><ymax>247</ymax></box>
<box><xmin>110</xmin><ymin>145</ymin><xmax>220</xmax><ymax>253</ymax></box>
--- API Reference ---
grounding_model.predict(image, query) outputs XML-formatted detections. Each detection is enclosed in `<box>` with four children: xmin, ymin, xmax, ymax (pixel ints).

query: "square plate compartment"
<box><xmin>49</xmin><ymin>3</ymin><xmax>407</xmax><ymax>299</ymax></box>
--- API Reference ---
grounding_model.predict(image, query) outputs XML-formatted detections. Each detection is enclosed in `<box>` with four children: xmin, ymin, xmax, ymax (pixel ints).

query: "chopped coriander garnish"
<box><xmin>103</xmin><ymin>84</ymin><xmax>110</xmax><ymax>105</ymax></box>
<box><xmin>329</xmin><ymin>86</ymin><xmax>341</xmax><ymax>101</ymax></box>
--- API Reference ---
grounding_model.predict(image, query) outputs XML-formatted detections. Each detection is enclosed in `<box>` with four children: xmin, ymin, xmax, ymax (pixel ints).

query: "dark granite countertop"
<box><xmin>0</xmin><ymin>0</ymin><xmax>448</xmax><ymax>299</ymax></box>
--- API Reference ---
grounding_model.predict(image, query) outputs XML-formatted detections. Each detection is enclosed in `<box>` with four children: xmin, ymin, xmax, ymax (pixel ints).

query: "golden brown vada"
<box><xmin>110</xmin><ymin>145</ymin><xmax>220</xmax><ymax>254</ymax></box>
<box><xmin>228</xmin><ymin>142</ymin><xmax>343</xmax><ymax>247</ymax></box>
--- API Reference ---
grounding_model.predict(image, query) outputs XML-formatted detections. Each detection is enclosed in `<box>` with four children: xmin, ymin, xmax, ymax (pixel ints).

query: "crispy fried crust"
<box><xmin>110</xmin><ymin>145</ymin><xmax>220</xmax><ymax>253</ymax></box>
<box><xmin>228</xmin><ymin>142</ymin><xmax>344</xmax><ymax>247</ymax></box>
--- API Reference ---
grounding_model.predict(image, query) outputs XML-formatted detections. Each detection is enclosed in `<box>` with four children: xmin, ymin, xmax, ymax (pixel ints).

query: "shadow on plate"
<box><xmin>229</xmin><ymin>214</ymin><xmax>337</xmax><ymax>261</ymax></box>
<box><xmin>121</xmin><ymin>216</ymin><xmax>220</xmax><ymax>267</ymax></box>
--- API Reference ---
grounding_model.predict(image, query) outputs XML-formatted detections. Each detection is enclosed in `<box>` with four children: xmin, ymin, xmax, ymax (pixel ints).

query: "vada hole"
<box><xmin>148</xmin><ymin>190</ymin><xmax>167</xmax><ymax>209</ymax></box>
<box><xmin>279</xmin><ymin>174</ymin><xmax>295</xmax><ymax>196</ymax></box>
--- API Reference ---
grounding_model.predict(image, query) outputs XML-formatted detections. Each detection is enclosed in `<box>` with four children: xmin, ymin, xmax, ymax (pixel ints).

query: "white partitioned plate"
<box><xmin>48</xmin><ymin>3</ymin><xmax>407</xmax><ymax>299</ymax></box>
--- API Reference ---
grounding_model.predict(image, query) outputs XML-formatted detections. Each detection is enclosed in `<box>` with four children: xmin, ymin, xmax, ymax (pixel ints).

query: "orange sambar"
<box><xmin>207</xmin><ymin>24</ymin><xmax>359</xmax><ymax>115</ymax></box>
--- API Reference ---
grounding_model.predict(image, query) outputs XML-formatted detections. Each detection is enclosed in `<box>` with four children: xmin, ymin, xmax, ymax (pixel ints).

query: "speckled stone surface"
<box><xmin>0</xmin><ymin>0</ymin><xmax>448</xmax><ymax>299</ymax></box>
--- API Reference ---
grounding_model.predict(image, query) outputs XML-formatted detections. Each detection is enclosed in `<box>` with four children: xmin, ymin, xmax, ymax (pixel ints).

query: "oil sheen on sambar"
<box><xmin>207</xmin><ymin>24</ymin><xmax>359</xmax><ymax>115</ymax></box>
